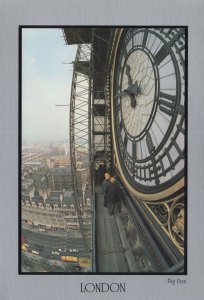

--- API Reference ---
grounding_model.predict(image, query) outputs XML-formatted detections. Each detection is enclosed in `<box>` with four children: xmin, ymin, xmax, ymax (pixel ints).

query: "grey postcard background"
<box><xmin>0</xmin><ymin>0</ymin><xmax>204</xmax><ymax>299</ymax></box>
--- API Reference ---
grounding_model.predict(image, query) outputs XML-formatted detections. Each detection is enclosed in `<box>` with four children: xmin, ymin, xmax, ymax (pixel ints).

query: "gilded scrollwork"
<box><xmin>148</xmin><ymin>204</ymin><xmax>169</xmax><ymax>226</ymax></box>
<box><xmin>145</xmin><ymin>195</ymin><xmax>185</xmax><ymax>252</ymax></box>
<box><xmin>168</xmin><ymin>202</ymin><xmax>184</xmax><ymax>249</ymax></box>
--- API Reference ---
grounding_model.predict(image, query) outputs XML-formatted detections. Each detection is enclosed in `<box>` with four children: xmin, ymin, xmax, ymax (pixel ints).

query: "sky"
<box><xmin>22</xmin><ymin>28</ymin><xmax>77</xmax><ymax>143</ymax></box>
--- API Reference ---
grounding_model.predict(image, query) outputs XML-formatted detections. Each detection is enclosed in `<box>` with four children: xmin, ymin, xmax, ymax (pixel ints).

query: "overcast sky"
<box><xmin>22</xmin><ymin>28</ymin><xmax>77</xmax><ymax>143</ymax></box>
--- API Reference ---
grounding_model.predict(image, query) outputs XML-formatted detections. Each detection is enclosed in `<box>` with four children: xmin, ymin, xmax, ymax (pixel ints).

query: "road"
<box><xmin>22</xmin><ymin>228</ymin><xmax>91</xmax><ymax>258</ymax></box>
<box><xmin>21</xmin><ymin>226</ymin><xmax>92</xmax><ymax>272</ymax></box>
<box><xmin>22</xmin><ymin>254</ymin><xmax>80</xmax><ymax>273</ymax></box>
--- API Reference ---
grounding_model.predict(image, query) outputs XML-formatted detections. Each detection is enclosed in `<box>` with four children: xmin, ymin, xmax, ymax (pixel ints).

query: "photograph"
<box><xmin>20</xmin><ymin>26</ymin><xmax>186</xmax><ymax>274</ymax></box>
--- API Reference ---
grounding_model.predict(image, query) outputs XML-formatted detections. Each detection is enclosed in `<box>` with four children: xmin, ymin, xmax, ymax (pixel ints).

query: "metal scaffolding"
<box><xmin>91</xmin><ymin>28</ymin><xmax>113</xmax><ymax>174</ymax></box>
<box><xmin>66</xmin><ymin>29</ymin><xmax>113</xmax><ymax>270</ymax></box>
<box><xmin>69</xmin><ymin>43</ymin><xmax>92</xmax><ymax>260</ymax></box>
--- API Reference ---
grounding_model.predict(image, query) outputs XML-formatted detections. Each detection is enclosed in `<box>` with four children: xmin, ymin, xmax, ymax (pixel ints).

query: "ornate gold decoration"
<box><xmin>168</xmin><ymin>202</ymin><xmax>184</xmax><ymax>249</ymax></box>
<box><xmin>172</xmin><ymin>208</ymin><xmax>184</xmax><ymax>238</ymax></box>
<box><xmin>144</xmin><ymin>195</ymin><xmax>185</xmax><ymax>253</ymax></box>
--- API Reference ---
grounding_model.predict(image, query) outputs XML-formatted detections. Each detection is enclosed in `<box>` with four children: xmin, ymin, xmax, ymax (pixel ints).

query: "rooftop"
<box><xmin>24</xmin><ymin>161</ymin><xmax>42</xmax><ymax>166</ymax></box>
<box><xmin>22</xmin><ymin>190</ymin><xmax>75</xmax><ymax>208</ymax></box>
<box><xmin>47</xmin><ymin>166</ymin><xmax>71</xmax><ymax>175</ymax></box>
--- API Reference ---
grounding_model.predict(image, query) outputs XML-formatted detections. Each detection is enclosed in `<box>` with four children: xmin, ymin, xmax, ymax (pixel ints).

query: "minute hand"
<box><xmin>125</xmin><ymin>64</ymin><xmax>140</xmax><ymax>107</ymax></box>
<box><xmin>126</xmin><ymin>64</ymin><xmax>133</xmax><ymax>86</ymax></box>
<box><xmin>114</xmin><ymin>91</ymin><xmax>129</xmax><ymax>98</ymax></box>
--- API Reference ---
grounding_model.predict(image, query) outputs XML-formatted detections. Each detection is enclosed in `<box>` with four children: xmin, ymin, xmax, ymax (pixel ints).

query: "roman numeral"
<box><xmin>124</xmin><ymin>154</ymin><xmax>133</xmax><ymax>174</ymax></box>
<box><xmin>117</xmin><ymin>68</ymin><xmax>122</xmax><ymax>82</ymax></box>
<box><xmin>135</xmin><ymin>166</ymin><xmax>138</xmax><ymax>178</ymax></box>
<box><xmin>158</xmin><ymin>92</ymin><xmax>176</xmax><ymax>116</ymax></box>
<box><xmin>142</xmin><ymin>30</ymin><xmax>148</xmax><ymax>48</ymax></box>
<box><xmin>131</xmin><ymin>28</ymin><xmax>134</xmax><ymax>47</ymax></box>
<box><xmin>129</xmin><ymin>159</ymin><xmax>134</xmax><ymax>174</ymax></box>
<box><xmin>132</xmin><ymin>142</ymin><xmax>137</xmax><ymax>159</ymax></box>
<box><xmin>151</xmin><ymin>158</ymin><xmax>160</xmax><ymax>185</ymax></box>
<box><xmin>146</xmin><ymin>132</ymin><xmax>155</xmax><ymax>154</ymax></box>
<box><xmin>124</xmin><ymin>134</ymin><xmax>128</xmax><ymax>148</ymax></box>
<box><xmin>171</xmin><ymin>139</ymin><xmax>185</xmax><ymax>159</ymax></box>
<box><xmin>166</xmin><ymin>151</ymin><xmax>175</xmax><ymax>170</ymax></box>
<box><xmin>138</xmin><ymin>165</ymin><xmax>148</xmax><ymax>182</ymax></box>
<box><xmin>123</xmin><ymin>46</ymin><xmax>127</xmax><ymax>57</ymax></box>
<box><xmin>139</xmin><ymin>166</ymin><xmax>142</xmax><ymax>179</ymax></box>
<box><xmin>176</xmin><ymin>124</ymin><xmax>185</xmax><ymax>134</ymax></box>
<box><xmin>148</xmin><ymin>164</ymin><xmax>153</xmax><ymax>181</ymax></box>
<box><xmin>143</xmin><ymin>166</ymin><xmax>147</xmax><ymax>181</ymax></box>
<box><xmin>166</xmin><ymin>29</ymin><xmax>185</xmax><ymax>52</ymax></box>
<box><xmin>158</xmin><ymin>155</ymin><xmax>166</xmax><ymax>176</ymax></box>
<box><xmin>123</xmin><ymin>152</ymin><xmax>127</xmax><ymax>165</ymax></box>
<box><xmin>154</xmin><ymin>45</ymin><xmax>169</xmax><ymax>66</ymax></box>
<box><xmin>118</xmin><ymin>53</ymin><xmax>123</xmax><ymax>65</ymax></box>
<box><xmin>149</xmin><ymin>159</ymin><xmax>160</xmax><ymax>185</ymax></box>
<box><xmin>119</xmin><ymin>121</ymin><xmax>122</xmax><ymax>132</ymax></box>
<box><xmin>177</xmin><ymin>104</ymin><xmax>184</xmax><ymax>115</ymax></box>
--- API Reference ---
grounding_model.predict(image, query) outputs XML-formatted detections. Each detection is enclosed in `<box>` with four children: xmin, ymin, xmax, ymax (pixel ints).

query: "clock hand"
<box><xmin>126</xmin><ymin>64</ymin><xmax>141</xmax><ymax>95</ymax></box>
<box><xmin>115</xmin><ymin>64</ymin><xmax>140</xmax><ymax>108</ymax></box>
<box><xmin>114</xmin><ymin>91</ymin><xmax>129</xmax><ymax>98</ymax></box>
<box><xmin>126</xmin><ymin>64</ymin><xmax>133</xmax><ymax>87</ymax></box>
<box><xmin>114</xmin><ymin>89</ymin><xmax>137</xmax><ymax>108</ymax></box>
<box><xmin>124</xmin><ymin>89</ymin><xmax>137</xmax><ymax>108</ymax></box>
<box><xmin>125</xmin><ymin>64</ymin><xmax>141</xmax><ymax>107</ymax></box>
<box><xmin>127</xmin><ymin>80</ymin><xmax>141</xmax><ymax>96</ymax></box>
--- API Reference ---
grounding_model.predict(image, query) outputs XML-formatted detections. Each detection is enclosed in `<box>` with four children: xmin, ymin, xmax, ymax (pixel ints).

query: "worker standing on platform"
<box><xmin>107</xmin><ymin>176</ymin><xmax>121</xmax><ymax>215</ymax></box>
<box><xmin>102</xmin><ymin>173</ymin><xmax>111</xmax><ymax>208</ymax></box>
<box><xmin>98</xmin><ymin>161</ymin><xmax>106</xmax><ymax>185</ymax></box>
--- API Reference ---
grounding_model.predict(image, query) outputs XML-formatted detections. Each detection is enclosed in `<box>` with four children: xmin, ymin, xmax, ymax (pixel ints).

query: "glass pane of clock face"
<box><xmin>114</xmin><ymin>28</ymin><xmax>185</xmax><ymax>192</ymax></box>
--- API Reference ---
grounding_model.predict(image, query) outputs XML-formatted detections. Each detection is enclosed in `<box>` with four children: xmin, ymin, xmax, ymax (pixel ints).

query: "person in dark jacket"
<box><xmin>102</xmin><ymin>173</ymin><xmax>111</xmax><ymax>208</ymax></box>
<box><xmin>98</xmin><ymin>161</ymin><xmax>106</xmax><ymax>185</ymax></box>
<box><xmin>107</xmin><ymin>177</ymin><xmax>121</xmax><ymax>215</ymax></box>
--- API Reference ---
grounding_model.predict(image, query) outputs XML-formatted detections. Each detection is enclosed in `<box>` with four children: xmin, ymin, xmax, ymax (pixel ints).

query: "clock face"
<box><xmin>113</xmin><ymin>28</ymin><xmax>185</xmax><ymax>194</ymax></box>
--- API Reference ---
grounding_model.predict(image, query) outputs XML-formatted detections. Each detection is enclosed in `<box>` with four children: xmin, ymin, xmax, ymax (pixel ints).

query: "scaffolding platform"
<box><xmin>95</xmin><ymin>186</ymin><xmax>138</xmax><ymax>273</ymax></box>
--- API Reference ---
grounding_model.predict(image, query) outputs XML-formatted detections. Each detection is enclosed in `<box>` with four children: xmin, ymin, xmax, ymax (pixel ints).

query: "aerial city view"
<box><xmin>21</xmin><ymin>141</ymin><xmax>92</xmax><ymax>272</ymax></box>
<box><xmin>21</xmin><ymin>27</ymin><xmax>186</xmax><ymax>274</ymax></box>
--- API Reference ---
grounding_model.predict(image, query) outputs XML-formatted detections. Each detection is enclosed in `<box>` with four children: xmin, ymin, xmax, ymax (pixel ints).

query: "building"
<box><xmin>29</xmin><ymin>174</ymin><xmax>48</xmax><ymax>193</ymax></box>
<box><xmin>47</xmin><ymin>156</ymin><xmax>70</xmax><ymax>168</ymax></box>
<box><xmin>47</xmin><ymin>166</ymin><xmax>72</xmax><ymax>191</ymax></box>
<box><xmin>22</xmin><ymin>190</ymin><xmax>91</xmax><ymax>230</ymax></box>
<box><xmin>22</xmin><ymin>151</ymin><xmax>48</xmax><ymax>164</ymax></box>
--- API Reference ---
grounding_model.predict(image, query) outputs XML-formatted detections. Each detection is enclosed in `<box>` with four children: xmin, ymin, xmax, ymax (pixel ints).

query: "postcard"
<box><xmin>0</xmin><ymin>0</ymin><xmax>203</xmax><ymax>299</ymax></box>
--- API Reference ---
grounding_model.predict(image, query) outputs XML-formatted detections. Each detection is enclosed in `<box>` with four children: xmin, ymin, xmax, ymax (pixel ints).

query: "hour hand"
<box><xmin>126</xmin><ymin>64</ymin><xmax>133</xmax><ymax>86</ymax></box>
<box><xmin>114</xmin><ymin>91</ymin><xmax>129</xmax><ymax>98</ymax></box>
